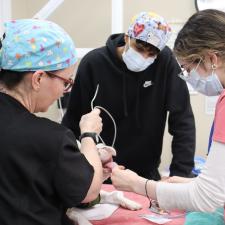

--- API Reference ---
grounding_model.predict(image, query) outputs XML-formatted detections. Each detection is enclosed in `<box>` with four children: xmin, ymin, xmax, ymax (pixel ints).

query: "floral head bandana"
<box><xmin>0</xmin><ymin>19</ymin><xmax>77</xmax><ymax>71</ymax></box>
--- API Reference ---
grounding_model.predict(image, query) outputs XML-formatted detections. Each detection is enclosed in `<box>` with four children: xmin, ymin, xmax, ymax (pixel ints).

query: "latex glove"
<box><xmin>76</xmin><ymin>141</ymin><xmax>117</xmax><ymax>181</ymax></box>
<box><xmin>79</xmin><ymin>108</ymin><xmax>102</xmax><ymax>135</ymax></box>
<box><xmin>96</xmin><ymin>143</ymin><xmax>117</xmax><ymax>181</ymax></box>
<box><xmin>96</xmin><ymin>143</ymin><xmax>116</xmax><ymax>164</ymax></box>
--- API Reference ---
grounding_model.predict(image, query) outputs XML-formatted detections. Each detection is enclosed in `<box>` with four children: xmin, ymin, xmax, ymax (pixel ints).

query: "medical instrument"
<box><xmin>91</xmin><ymin>84</ymin><xmax>117</xmax><ymax>147</ymax></box>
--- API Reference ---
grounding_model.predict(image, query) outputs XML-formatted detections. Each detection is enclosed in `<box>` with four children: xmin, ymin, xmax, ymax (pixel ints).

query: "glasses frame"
<box><xmin>46</xmin><ymin>71</ymin><xmax>74</xmax><ymax>92</ymax></box>
<box><xmin>178</xmin><ymin>58</ymin><xmax>202</xmax><ymax>80</ymax></box>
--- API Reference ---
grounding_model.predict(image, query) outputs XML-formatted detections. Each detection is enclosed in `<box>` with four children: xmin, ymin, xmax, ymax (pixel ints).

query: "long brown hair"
<box><xmin>174</xmin><ymin>9</ymin><xmax>225</xmax><ymax>63</ymax></box>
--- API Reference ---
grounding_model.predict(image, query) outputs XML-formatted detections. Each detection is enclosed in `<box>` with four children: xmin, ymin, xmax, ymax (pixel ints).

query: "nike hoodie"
<box><xmin>62</xmin><ymin>33</ymin><xmax>196</xmax><ymax>180</ymax></box>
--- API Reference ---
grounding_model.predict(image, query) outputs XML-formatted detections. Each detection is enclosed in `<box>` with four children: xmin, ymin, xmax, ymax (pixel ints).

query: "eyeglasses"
<box><xmin>46</xmin><ymin>71</ymin><xmax>74</xmax><ymax>92</ymax></box>
<box><xmin>178</xmin><ymin>58</ymin><xmax>202</xmax><ymax>80</ymax></box>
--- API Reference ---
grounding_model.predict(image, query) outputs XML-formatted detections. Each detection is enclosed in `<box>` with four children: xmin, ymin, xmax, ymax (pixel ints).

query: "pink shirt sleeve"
<box><xmin>213</xmin><ymin>91</ymin><xmax>225</xmax><ymax>143</ymax></box>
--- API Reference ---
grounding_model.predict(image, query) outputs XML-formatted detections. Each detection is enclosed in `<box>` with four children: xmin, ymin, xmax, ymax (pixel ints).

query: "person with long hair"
<box><xmin>111</xmin><ymin>9</ymin><xmax>225</xmax><ymax>212</ymax></box>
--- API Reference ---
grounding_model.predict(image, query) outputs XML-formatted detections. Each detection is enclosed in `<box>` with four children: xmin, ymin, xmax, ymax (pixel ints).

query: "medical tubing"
<box><xmin>91</xmin><ymin>84</ymin><xmax>117</xmax><ymax>147</ymax></box>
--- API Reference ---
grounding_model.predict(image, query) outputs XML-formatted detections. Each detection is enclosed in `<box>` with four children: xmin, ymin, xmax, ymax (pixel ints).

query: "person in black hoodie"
<box><xmin>62</xmin><ymin>11</ymin><xmax>196</xmax><ymax>181</ymax></box>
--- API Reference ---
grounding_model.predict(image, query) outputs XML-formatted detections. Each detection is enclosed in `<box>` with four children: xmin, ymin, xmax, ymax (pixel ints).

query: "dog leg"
<box><xmin>66</xmin><ymin>208</ymin><xmax>93</xmax><ymax>225</ymax></box>
<box><xmin>100</xmin><ymin>190</ymin><xmax>142</xmax><ymax>210</ymax></box>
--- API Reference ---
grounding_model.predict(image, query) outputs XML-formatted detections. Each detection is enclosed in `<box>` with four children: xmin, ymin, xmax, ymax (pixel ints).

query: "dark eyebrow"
<box><xmin>135</xmin><ymin>39</ymin><xmax>160</xmax><ymax>54</ymax></box>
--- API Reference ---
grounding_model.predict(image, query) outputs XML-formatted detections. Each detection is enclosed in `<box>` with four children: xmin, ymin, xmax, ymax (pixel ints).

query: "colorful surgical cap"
<box><xmin>0</xmin><ymin>19</ymin><xmax>77</xmax><ymax>71</ymax></box>
<box><xmin>127</xmin><ymin>12</ymin><xmax>172</xmax><ymax>51</ymax></box>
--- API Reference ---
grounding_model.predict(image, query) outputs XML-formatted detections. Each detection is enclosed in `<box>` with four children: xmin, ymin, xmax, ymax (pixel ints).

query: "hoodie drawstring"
<box><xmin>135</xmin><ymin>83</ymin><xmax>141</xmax><ymax>129</ymax></box>
<box><xmin>122</xmin><ymin>74</ymin><xmax>128</xmax><ymax>117</ymax></box>
<box><xmin>122</xmin><ymin>72</ymin><xmax>142</xmax><ymax>128</ymax></box>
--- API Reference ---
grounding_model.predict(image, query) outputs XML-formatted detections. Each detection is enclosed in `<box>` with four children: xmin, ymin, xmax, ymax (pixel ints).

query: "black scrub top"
<box><xmin>0</xmin><ymin>93</ymin><xmax>94</xmax><ymax>225</ymax></box>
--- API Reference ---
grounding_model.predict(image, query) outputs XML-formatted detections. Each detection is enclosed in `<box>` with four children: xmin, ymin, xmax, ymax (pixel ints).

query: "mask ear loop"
<box><xmin>194</xmin><ymin>58</ymin><xmax>203</xmax><ymax>72</ymax></box>
<box><xmin>57</xmin><ymin>98</ymin><xmax>64</xmax><ymax>121</ymax></box>
<box><xmin>128</xmin><ymin>36</ymin><xmax>131</xmax><ymax>47</ymax></box>
<box><xmin>91</xmin><ymin>84</ymin><xmax>117</xmax><ymax>147</ymax></box>
<box><xmin>123</xmin><ymin>36</ymin><xmax>130</xmax><ymax>55</ymax></box>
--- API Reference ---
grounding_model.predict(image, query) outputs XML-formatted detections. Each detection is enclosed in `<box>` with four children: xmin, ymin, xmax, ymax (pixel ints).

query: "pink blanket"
<box><xmin>91</xmin><ymin>184</ymin><xmax>186</xmax><ymax>225</ymax></box>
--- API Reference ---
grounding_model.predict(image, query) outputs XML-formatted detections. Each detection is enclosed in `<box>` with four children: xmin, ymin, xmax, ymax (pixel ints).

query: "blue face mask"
<box><xmin>122</xmin><ymin>38</ymin><xmax>156</xmax><ymax>72</ymax></box>
<box><xmin>183</xmin><ymin>69</ymin><xmax>224</xmax><ymax>96</ymax></box>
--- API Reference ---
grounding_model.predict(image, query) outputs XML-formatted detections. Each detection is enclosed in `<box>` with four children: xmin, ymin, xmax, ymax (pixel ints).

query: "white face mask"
<box><xmin>183</xmin><ymin>67</ymin><xmax>224</xmax><ymax>96</ymax></box>
<box><xmin>122</xmin><ymin>38</ymin><xmax>156</xmax><ymax>72</ymax></box>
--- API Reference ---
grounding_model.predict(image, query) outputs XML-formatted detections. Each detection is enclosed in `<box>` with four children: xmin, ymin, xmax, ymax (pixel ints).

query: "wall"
<box><xmin>0</xmin><ymin>0</ymin><xmax>11</xmax><ymax>36</ymax></box>
<box><xmin>10</xmin><ymin>0</ymin><xmax>214</xmax><ymax>171</ymax></box>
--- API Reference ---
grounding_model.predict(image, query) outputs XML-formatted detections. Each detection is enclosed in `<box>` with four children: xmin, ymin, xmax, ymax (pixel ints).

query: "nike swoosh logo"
<box><xmin>143</xmin><ymin>80</ymin><xmax>153</xmax><ymax>88</ymax></box>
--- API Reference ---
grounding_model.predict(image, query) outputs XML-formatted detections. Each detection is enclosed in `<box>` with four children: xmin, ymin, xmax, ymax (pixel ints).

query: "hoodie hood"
<box><xmin>106</xmin><ymin>33</ymin><xmax>127</xmax><ymax>67</ymax></box>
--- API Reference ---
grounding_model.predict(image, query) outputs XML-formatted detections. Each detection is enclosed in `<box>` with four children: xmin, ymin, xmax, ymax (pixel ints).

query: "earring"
<box><xmin>212</xmin><ymin>64</ymin><xmax>217</xmax><ymax>70</ymax></box>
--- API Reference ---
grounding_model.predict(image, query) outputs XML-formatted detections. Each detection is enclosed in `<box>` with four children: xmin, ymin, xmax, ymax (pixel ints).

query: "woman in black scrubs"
<box><xmin>0</xmin><ymin>19</ymin><xmax>103</xmax><ymax>225</ymax></box>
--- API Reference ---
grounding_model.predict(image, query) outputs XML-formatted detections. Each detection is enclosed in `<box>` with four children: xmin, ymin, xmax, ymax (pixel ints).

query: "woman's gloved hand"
<box><xmin>96</xmin><ymin>143</ymin><xmax>117</xmax><ymax>181</ymax></box>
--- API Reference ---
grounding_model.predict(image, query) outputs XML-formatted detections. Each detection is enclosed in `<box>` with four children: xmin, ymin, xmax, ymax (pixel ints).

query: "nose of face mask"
<box><xmin>184</xmin><ymin>70</ymin><xmax>224</xmax><ymax>96</ymax></box>
<box><xmin>122</xmin><ymin>46</ymin><xmax>156</xmax><ymax>72</ymax></box>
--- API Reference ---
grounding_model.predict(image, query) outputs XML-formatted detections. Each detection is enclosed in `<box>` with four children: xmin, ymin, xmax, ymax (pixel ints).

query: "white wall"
<box><xmin>0</xmin><ymin>0</ymin><xmax>11</xmax><ymax>36</ymax></box>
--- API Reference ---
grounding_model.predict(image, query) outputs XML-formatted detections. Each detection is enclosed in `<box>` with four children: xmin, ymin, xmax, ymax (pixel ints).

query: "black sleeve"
<box><xmin>62</xmin><ymin>57</ymin><xmax>95</xmax><ymax>138</ymax></box>
<box><xmin>166</xmin><ymin>51</ymin><xmax>196</xmax><ymax>177</ymax></box>
<box><xmin>53</xmin><ymin>130</ymin><xmax>94</xmax><ymax>208</ymax></box>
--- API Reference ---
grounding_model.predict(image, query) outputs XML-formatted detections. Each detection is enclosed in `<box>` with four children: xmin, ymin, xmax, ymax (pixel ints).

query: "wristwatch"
<box><xmin>79</xmin><ymin>132</ymin><xmax>99</xmax><ymax>144</ymax></box>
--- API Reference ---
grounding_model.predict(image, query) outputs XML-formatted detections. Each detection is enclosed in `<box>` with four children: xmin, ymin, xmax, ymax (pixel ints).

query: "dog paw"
<box><xmin>116</xmin><ymin>192</ymin><xmax>142</xmax><ymax>211</ymax></box>
<box><xmin>100</xmin><ymin>191</ymin><xmax>142</xmax><ymax>211</ymax></box>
